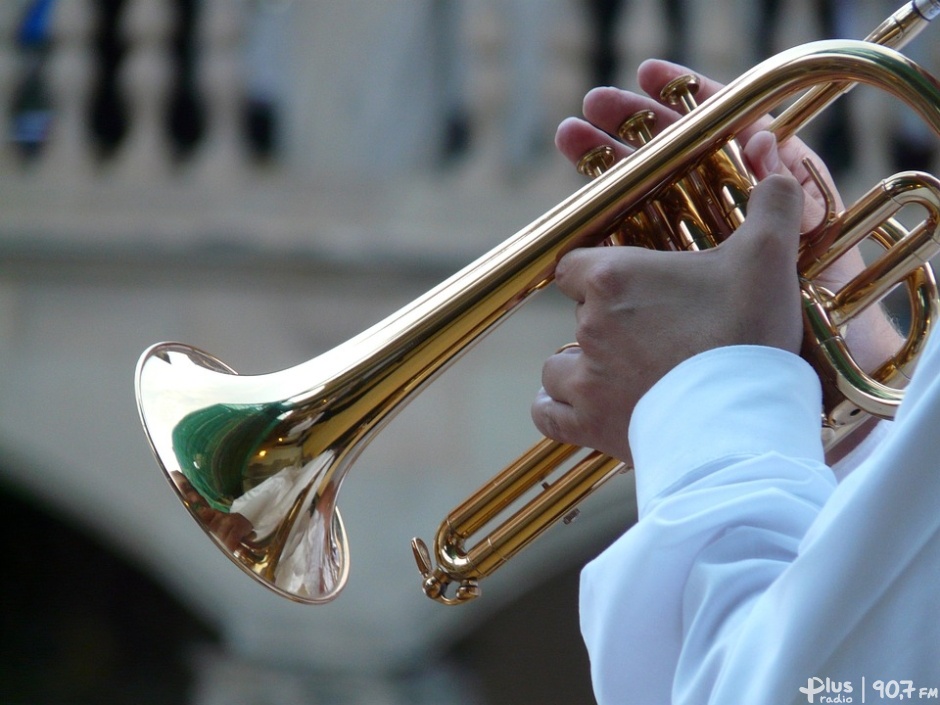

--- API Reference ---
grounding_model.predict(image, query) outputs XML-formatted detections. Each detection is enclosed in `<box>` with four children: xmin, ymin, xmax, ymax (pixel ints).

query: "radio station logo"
<box><xmin>800</xmin><ymin>676</ymin><xmax>939</xmax><ymax>702</ymax></box>
<box><xmin>800</xmin><ymin>677</ymin><xmax>853</xmax><ymax>703</ymax></box>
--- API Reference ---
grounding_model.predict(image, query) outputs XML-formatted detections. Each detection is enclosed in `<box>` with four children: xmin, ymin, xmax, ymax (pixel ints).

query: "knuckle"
<box><xmin>584</xmin><ymin>256</ymin><xmax>628</xmax><ymax>299</ymax></box>
<box><xmin>554</xmin><ymin>249</ymin><xmax>583</xmax><ymax>284</ymax></box>
<box><xmin>575</xmin><ymin>311</ymin><xmax>608</xmax><ymax>354</ymax></box>
<box><xmin>532</xmin><ymin>405</ymin><xmax>572</xmax><ymax>445</ymax></box>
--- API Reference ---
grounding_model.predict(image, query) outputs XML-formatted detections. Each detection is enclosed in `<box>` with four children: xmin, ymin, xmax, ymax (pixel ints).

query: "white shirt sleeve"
<box><xmin>579</xmin><ymin>342</ymin><xmax>940</xmax><ymax>705</ymax></box>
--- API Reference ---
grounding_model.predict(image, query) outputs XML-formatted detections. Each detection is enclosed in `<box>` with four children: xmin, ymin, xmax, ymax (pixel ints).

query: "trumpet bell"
<box><xmin>136</xmin><ymin>342</ymin><xmax>350</xmax><ymax>604</ymax></box>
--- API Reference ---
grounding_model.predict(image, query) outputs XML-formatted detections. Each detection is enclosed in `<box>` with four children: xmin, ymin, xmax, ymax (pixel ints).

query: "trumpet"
<box><xmin>136</xmin><ymin>1</ymin><xmax>940</xmax><ymax>606</ymax></box>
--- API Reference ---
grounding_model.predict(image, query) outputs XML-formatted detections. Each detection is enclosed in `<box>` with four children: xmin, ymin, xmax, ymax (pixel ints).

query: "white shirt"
<box><xmin>580</xmin><ymin>341</ymin><xmax>940</xmax><ymax>705</ymax></box>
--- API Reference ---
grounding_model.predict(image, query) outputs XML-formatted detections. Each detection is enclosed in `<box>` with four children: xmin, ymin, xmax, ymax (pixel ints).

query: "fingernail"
<box><xmin>760</xmin><ymin>133</ymin><xmax>780</xmax><ymax>174</ymax></box>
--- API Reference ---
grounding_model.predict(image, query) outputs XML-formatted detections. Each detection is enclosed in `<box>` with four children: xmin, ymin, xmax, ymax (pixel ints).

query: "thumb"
<box><xmin>729</xmin><ymin>173</ymin><xmax>804</xmax><ymax>264</ymax></box>
<box><xmin>723</xmin><ymin>173</ymin><xmax>805</xmax><ymax>353</ymax></box>
<box><xmin>744</xmin><ymin>130</ymin><xmax>785</xmax><ymax>180</ymax></box>
<box><xmin>744</xmin><ymin>129</ymin><xmax>833</xmax><ymax>233</ymax></box>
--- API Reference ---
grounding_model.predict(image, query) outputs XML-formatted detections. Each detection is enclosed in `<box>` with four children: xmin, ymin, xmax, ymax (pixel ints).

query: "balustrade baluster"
<box><xmin>190</xmin><ymin>0</ymin><xmax>249</xmax><ymax>184</ymax></box>
<box><xmin>42</xmin><ymin>0</ymin><xmax>96</xmax><ymax>181</ymax></box>
<box><xmin>7</xmin><ymin>0</ymin><xmax>56</xmax><ymax>164</ymax></box>
<box><xmin>111</xmin><ymin>0</ymin><xmax>173</xmax><ymax>181</ymax></box>
<box><xmin>89</xmin><ymin>0</ymin><xmax>129</xmax><ymax>161</ymax></box>
<box><xmin>166</xmin><ymin>0</ymin><xmax>204</xmax><ymax>161</ymax></box>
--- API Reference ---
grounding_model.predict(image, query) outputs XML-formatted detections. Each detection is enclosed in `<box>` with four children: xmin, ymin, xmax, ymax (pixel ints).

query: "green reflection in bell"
<box><xmin>172</xmin><ymin>403</ymin><xmax>286</xmax><ymax>512</ymax></box>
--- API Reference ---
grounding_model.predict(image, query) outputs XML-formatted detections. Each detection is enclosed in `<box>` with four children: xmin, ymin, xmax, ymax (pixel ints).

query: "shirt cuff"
<box><xmin>629</xmin><ymin>345</ymin><xmax>825</xmax><ymax>516</ymax></box>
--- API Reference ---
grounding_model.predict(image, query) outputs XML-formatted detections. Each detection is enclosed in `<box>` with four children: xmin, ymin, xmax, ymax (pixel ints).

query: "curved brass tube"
<box><xmin>137</xmin><ymin>28</ymin><xmax>940</xmax><ymax>605</ymax></box>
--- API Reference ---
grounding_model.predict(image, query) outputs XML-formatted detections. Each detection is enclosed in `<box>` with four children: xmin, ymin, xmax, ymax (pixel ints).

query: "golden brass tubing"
<box><xmin>136</xmin><ymin>37</ymin><xmax>940</xmax><ymax>606</ymax></box>
<box><xmin>822</xmin><ymin>174</ymin><xmax>940</xmax><ymax>327</ymax></box>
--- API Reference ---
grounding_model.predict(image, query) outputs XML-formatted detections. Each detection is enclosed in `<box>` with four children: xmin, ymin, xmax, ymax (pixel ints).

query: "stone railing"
<box><xmin>0</xmin><ymin>0</ymin><xmax>933</xmax><ymax>272</ymax></box>
<box><xmin>0</xmin><ymin>0</ymin><xmax>601</xmax><ymax>272</ymax></box>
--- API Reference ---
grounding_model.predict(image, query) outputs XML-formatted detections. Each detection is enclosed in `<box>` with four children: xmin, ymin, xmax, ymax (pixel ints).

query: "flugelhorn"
<box><xmin>136</xmin><ymin>0</ymin><xmax>940</xmax><ymax>606</ymax></box>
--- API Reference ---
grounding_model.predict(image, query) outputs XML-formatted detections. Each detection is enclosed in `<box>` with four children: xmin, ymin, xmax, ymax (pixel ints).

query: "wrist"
<box><xmin>842</xmin><ymin>302</ymin><xmax>906</xmax><ymax>372</ymax></box>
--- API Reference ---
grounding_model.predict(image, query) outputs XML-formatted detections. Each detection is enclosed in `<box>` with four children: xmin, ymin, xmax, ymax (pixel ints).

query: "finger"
<box><xmin>531</xmin><ymin>387</ymin><xmax>583</xmax><ymax>446</ymax></box>
<box><xmin>196</xmin><ymin>505</ymin><xmax>218</xmax><ymax>524</ymax></box>
<box><xmin>637</xmin><ymin>59</ymin><xmax>843</xmax><ymax>202</ymax></box>
<box><xmin>539</xmin><ymin>344</ymin><xmax>582</xmax><ymax>405</ymax></box>
<box><xmin>553</xmin><ymin>247</ymin><xmax>621</xmax><ymax>304</ymax></box>
<box><xmin>533</xmin><ymin>343</ymin><xmax>595</xmax><ymax>445</ymax></box>
<box><xmin>744</xmin><ymin>130</ymin><xmax>812</xmax><ymax>221</ymax></box>
<box><xmin>637</xmin><ymin>59</ymin><xmax>726</xmax><ymax>105</ymax></box>
<box><xmin>743</xmin><ymin>130</ymin><xmax>842</xmax><ymax>234</ymax></box>
<box><xmin>636</xmin><ymin>59</ymin><xmax>777</xmax><ymax>145</ymax></box>
<box><xmin>772</xmin><ymin>138</ymin><xmax>841</xmax><ymax>209</ymax></box>
<box><xmin>553</xmin><ymin>248</ymin><xmax>589</xmax><ymax>302</ymax></box>
<box><xmin>555</xmin><ymin>116</ymin><xmax>631</xmax><ymax>167</ymax></box>
<box><xmin>734</xmin><ymin>173</ymin><xmax>804</xmax><ymax>245</ymax></box>
<box><xmin>743</xmin><ymin>130</ymin><xmax>785</xmax><ymax>180</ymax></box>
<box><xmin>581</xmin><ymin>86</ymin><xmax>684</xmax><ymax>142</ymax></box>
<box><xmin>215</xmin><ymin>517</ymin><xmax>245</xmax><ymax>552</ymax></box>
<box><xmin>726</xmin><ymin>174</ymin><xmax>804</xmax><ymax>284</ymax></box>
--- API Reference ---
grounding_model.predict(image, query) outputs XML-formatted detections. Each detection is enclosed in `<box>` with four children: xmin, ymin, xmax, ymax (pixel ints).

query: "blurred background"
<box><xmin>0</xmin><ymin>0</ymin><xmax>936</xmax><ymax>703</ymax></box>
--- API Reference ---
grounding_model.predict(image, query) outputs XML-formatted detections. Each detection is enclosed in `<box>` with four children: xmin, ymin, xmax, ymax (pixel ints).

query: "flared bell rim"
<box><xmin>135</xmin><ymin>341</ymin><xmax>352</xmax><ymax>605</ymax></box>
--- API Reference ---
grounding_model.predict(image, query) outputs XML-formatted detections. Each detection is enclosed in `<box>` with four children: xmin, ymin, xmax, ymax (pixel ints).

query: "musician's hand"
<box><xmin>173</xmin><ymin>471</ymin><xmax>255</xmax><ymax>551</ymax></box>
<box><xmin>555</xmin><ymin>59</ymin><xmax>842</xmax><ymax>237</ymax></box>
<box><xmin>531</xmin><ymin>175</ymin><xmax>804</xmax><ymax>463</ymax></box>
<box><xmin>555</xmin><ymin>59</ymin><xmax>902</xmax><ymax>373</ymax></box>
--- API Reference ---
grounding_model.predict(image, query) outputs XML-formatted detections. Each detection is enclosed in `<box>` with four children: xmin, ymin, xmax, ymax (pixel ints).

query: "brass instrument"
<box><xmin>136</xmin><ymin>1</ymin><xmax>940</xmax><ymax>606</ymax></box>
